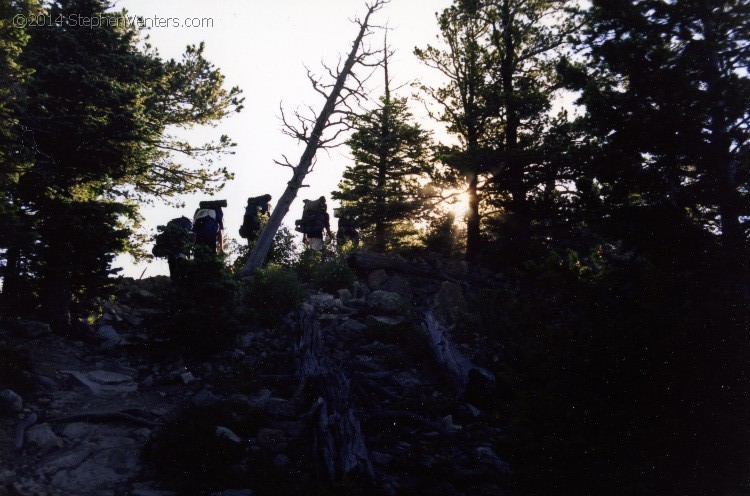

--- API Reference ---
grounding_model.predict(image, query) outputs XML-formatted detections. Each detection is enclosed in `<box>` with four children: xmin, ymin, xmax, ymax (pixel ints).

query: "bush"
<box><xmin>311</xmin><ymin>255</ymin><xmax>356</xmax><ymax>293</ymax></box>
<box><xmin>169</xmin><ymin>249</ymin><xmax>240</xmax><ymax>353</ymax></box>
<box><xmin>232</xmin><ymin>225</ymin><xmax>299</xmax><ymax>273</ymax></box>
<box><xmin>245</xmin><ymin>264</ymin><xmax>306</xmax><ymax>328</ymax></box>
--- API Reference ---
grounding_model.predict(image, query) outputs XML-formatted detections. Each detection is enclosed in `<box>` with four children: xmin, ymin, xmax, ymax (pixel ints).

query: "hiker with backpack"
<box><xmin>334</xmin><ymin>208</ymin><xmax>359</xmax><ymax>248</ymax></box>
<box><xmin>152</xmin><ymin>216</ymin><xmax>193</xmax><ymax>279</ymax></box>
<box><xmin>192</xmin><ymin>200</ymin><xmax>227</xmax><ymax>254</ymax></box>
<box><xmin>239</xmin><ymin>194</ymin><xmax>272</xmax><ymax>243</ymax></box>
<box><xmin>295</xmin><ymin>196</ymin><xmax>333</xmax><ymax>251</ymax></box>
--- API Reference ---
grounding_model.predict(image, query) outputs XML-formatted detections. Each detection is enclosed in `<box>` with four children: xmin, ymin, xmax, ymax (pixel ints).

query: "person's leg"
<box><xmin>309</xmin><ymin>237</ymin><xmax>323</xmax><ymax>251</ymax></box>
<box><xmin>167</xmin><ymin>255</ymin><xmax>176</xmax><ymax>279</ymax></box>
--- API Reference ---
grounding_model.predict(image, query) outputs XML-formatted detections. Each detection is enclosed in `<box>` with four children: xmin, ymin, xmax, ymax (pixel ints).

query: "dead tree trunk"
<box><xmin>240</xmin><ymin>1</ymin><xmax>385</xmax><ymax>277</ymax></box>
<box><xmin>422</xmin><ymin>310</ymin><xmax>495</xmax><ymax>397</ymax></box>
<box><xmin>295</xmin><ymin>310</ymin><xmax>374</xmax><ymax>482</ymax></box>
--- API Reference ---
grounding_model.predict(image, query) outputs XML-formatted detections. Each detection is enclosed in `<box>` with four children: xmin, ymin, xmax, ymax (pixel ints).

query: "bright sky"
<box><xmin>112</xmin><ymin>0</ymin><xmax>452</xmax><ymax>277</ymax></box>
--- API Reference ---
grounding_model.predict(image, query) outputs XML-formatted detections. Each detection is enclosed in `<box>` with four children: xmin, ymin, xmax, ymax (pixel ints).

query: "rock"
<box><xmin>61</xmin><ymin>422</ymin><xmax>92</xmax><ymax>441</ymax></box>
<box><xmin>25</xmin><ymin>423</ymin><xmax>63</xmax><ymax>453</ymax></box>
<box><xmin>0</xmin><ymin>469</ymin><xmax>15</xmax><ymax>486</ymax></box>
<box><xmin>131</xmin><ymin>487</ymin><xmax>178</xmax><ymax>496</ymax></box>
<box><xmin>367</xmin><ymin>269</ymin><xmax>389</xmax><ymax>290</ymax></box>
<box><xmin>365</xmin><ymin>315</ymin><xmax>405</xmax><ymax>327</ymax></box>
<box><xmin>215</xmin><ymin>426</ymin><xmax>243</xmax><ymax>444</ymax></box>
<box><xmin>133</xmin><ymin>427</ymin><xmax>152</xmax><ymax>439</ymax></box>
<box><xmin>433</xmin><ymin>282</ymin><xmax>467</xmax><ymax>323</ymax></box>
<box><xmin>124</xmin><ymin>314</ymin><xmax>144</xmax><ymax>326</ymax></box>
<box><xmin>180</xmin><ymin>372</ymin><xmax>196</xmax><ymax>384</ymax></box>
<box><xmin>353</xmin><ymin>281</ymin><xmax>371</xmax><ymax>298</ymax></box>
<box><xmin>235</xmin><ymin>332</ymin><xmax>254</xmax><ymax>348</ymax></box>
<box><xmin>445</xmin><ymin>259</ymin><xmax>469</xmax><ymax>275</ymax></box>
<box><xmin>265</xmin><ymin>398</ymin><xmax>295</xmax><ymax>417</ymax></box>
<box><xmin>96</xmin><ymin>325</ymin><xmax>120</xmax><ymax>342</ymax></box>
<box><xmin>62</xmin><ymin>370</ymin><xmax>137</xmax><ymax>396</ymax></box>
<box><xmin>467</xmin><ymin>404</ymin><xmax>481</xmax><ymax>417</ymax></box>
<box><xmin>308</xmin><ymin>293</ymin><xmax>335</xmax><ymax>308</ymax></box>
<box><xmin>440</xmin><ymin>415</ymin><xmax>462</xmax><ymax>431</ymax></box>
<box><xmin>366</xmin><ymin>291</ymin><xmax>406</xmax><ymax>314</ymax></box>
<box><xmin>371</xmin><ymin>451</ymin><xmax>393</xmax><ymax>465</ymax></box>
<box><xmin>192</xmin><ymin>389</ymin><xmax>222</xmax><ymax>408</ymax></box>
<box><xmin>246</xmin><ymin>389</ymin><xmax>272</xmax><ymax>409</ymax></box>
<box><xmin>337</xmin><ymin>288</ymin><xmax>353</xmax><ymax>301</ymax></box>
<box><xmin>41</xmin><ymin>444</ymin><xmax>94</xmax><ymax>475</ymax></box>
<box><xmin>382</xmin><ymin>274</ymin><xmax>413</xmax><ymax>299</ymax></box>
<box><xmin>273</xmin><ymin>454</ymin><xmax>290</xmax><ymax>468</ymax></box>
<box><xmin>211</xmin><ymin>490</ymin><xmax>252</xmax><ymax>496</ymax></box>
<box><xmin>0</xmin><ymin>389</ymin><xmax>23</xmax><ymax>414</ymax></box>
<box><xmin>256</xmin><ymin>428</ymin><xmax>286</xmax><ymax>453</ymax></box>
<box><xmin>475</xmin><ymin>446</ymin><xmax>510</xmax><ymax>473</ymax></box>
<box><xmin>88</xmin><ymin>370</ymin><xmax>132</xmax><ymax>384</ymax></box>
<box><xmin>275</xmin><ymin>420</ymin><xmax>305</xmax><ymax>438</ymax></box>
<box><xmin>337</xmin><ymin>319</ymin><xmax>367</xmax><ymax>333</ymax></box>
<box><xmin>393</xmin><ymin>370</ymin><xmax>423</xmax><ymax>388</ymax></box>
<box><xmin>140</xmin><ymin>375</ymin><xmax>154</xmax><ymax>387</ymax></box>
<box><xmin>12</xmin><ymin>320</ymin><xmax>51</xmax><ymax>338</ymax></box>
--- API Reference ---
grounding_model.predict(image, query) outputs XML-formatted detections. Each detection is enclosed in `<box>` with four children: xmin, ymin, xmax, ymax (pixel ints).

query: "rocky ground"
<box><xmin>0</xmin><ymin>261</ymin><xmax>510</xmax><ymax>496</ymax></box>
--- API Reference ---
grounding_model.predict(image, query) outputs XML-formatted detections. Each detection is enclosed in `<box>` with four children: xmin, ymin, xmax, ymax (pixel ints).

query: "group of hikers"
<box><xmin>152</xmin><ymin>195</ymin><xmax>359</xmax><ymax>277</ymax></box>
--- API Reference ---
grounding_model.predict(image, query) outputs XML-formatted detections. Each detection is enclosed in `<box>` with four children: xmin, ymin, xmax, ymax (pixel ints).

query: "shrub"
<box><xmin>231</xmin><ymin>225</ymin><xmax>299</xmax><ymax>273</ymax></box>
<box><xmin>245</xmin><ymin>264</ymin><xmax>306</xmax><ymax>328</ymax></box>
<box><xmin>311</xmin><ymin>255</ymin><xmax>356</xmax><ymax>293</ymax></box>
<box><xmin>169</xmin><ymin>249</ymin><xmax>240</xmax><ymax>353</ymax></box>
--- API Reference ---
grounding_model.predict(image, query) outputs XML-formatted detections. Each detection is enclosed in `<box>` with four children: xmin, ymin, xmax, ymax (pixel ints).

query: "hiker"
<box><xmin>295</xmin><ymin>196</ymin><xmax>332</xmax><ymax>251</ymax></box>
<box><xmin>334</xmin><ymin>208</ymin><xmax>359</xmax><ymax>247</ymax></box>
<box><xmin>192</xmin><ymin>200</ymin><xmax>227</xmax><ymax>254</ymax></box>
<box><xmin>152</xmin><ymin>216</ymin><xmax>192</xmax><ymax>279</ymax></box>
<box><xmin>239</xmin><ymin>194</ymin><xmax>272</xmax><ymax>242</ymax></box>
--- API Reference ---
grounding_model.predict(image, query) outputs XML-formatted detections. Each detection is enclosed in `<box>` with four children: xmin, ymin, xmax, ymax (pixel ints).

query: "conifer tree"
<box><xmin>333</xmin><ymin>49</ymin><xmax>432</xmax><ymax>252</ymax></box>
<box><xmin>416</xmin><ymin>0</ymin><xmax>577</xmax><ymax>260</ymax></box>
<box><xmin>0</xmin><ymin>0</ymin><xmax>242</xmax><ymax>328</ymax></box>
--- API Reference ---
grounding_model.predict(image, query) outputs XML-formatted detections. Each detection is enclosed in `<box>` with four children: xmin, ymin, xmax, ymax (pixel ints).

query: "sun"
<box><xmin>445</xmin><ymin>190</ymin><xmax>471</xmax><ymax>219</ymax></box>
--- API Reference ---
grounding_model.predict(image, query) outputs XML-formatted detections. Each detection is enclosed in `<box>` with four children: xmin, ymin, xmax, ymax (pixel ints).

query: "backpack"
<box><xmin>239</xmin><ymin>195</ymin><xmax>271</xmax><ymax>238</ymax></box>
<box><xmin>152</xmin><ymin>216</ymin><xmax>192</xmax><ymax>258</ymax></box>
<box><xmin>296</xmin><ymin>198</ymin><xmax>326</xmax><ymax>236</ymax></box>
<box><xmin>193</xmin><ymin>208</ymin><xmax>220</xmax><ymax>245</ymax></box>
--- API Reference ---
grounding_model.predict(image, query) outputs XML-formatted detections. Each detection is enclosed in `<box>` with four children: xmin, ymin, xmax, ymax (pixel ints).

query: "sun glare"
<box><xmin>445</xmin><ymin>190</ymin><xmax>471</xmax><ymax>219</ymax></box>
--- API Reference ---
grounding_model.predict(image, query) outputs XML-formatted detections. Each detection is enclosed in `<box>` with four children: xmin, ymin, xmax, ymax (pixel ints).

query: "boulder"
<box><xmin>256</xmin><ymin>428</ymin><xmax>287</xmax><ymax>453</ymax></box>
<box><xmin>308</xmin><ymin>293</ymin><xmax>335</xmax><ymax>309</ymax></box>
<box><xmin>192</xmin><ymin>389</ymin><xmax>222</xmax><ymax>408</ymax></box>
<box><xmin>337</xmin><ymin>319</ymin><xmax>367</xmax><ymax>333</ymax></box>
<box><xmin>215</xmin><ymin>426</ymin><xmax>242</xmax><ymax>444</ymax></box>
<box><xmin>0</xmin><ymin>389</ymin><xmax>22</xmax><ymax>414</ymax></box>
<box><xmin>366</xmin><ymin>291</ymin><xmax>407</xmax><ymax>314</ymax></box>
<box><xmin>353</xmin><ymin>281</ymin><xmax>371</xmax><ymax>298</ymax></box>
<box><xmin>433</xmin><ymin>281</ymin><xmax>467</xmax><ymax>323</ymax></box>
<box><xmin>61</xmin><ymin>423</ymin><xmax>92</xmax><ymax>441</ymax></box>
<box><xmin>62</xmin><ymin>370</ymin><xmax>137</xmax><ymax>396</ymax></box>
<box><xmin>25</xmin><ymin>423</ymin><xmax>63</xmax><ymax>453</ymax></box>
<box><xmin>365</xmin><ymin>315</ymin><xmax>405</xmax><ymax>327</ymax></box>
<box><xmin>97</xmin><ymin>325</ymin><xmax>120</xmax><ymax>342</ymax></box>
<box><xmin>382</xmin><ymin>274</ymin><xmax>413</xmax><ymax>300</ymax></box>
<box><xmin>12</xmin><ymin>320</ymin><xmax>51</xmax><ymax>338</ymax></box>
<box><xmin>367</xmin><ymin>269</ymin><xmax>389</xmax><ymax>290</ymax></box>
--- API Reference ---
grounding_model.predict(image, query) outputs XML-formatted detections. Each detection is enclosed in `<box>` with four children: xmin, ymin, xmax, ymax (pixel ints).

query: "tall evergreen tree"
<box><xmin>415</xmin><ymin>4</ymin><xmax>495</xmax><ymax>260</ymax></box>
<box><xmin>333</xmin><ymin>50</ymin><xmax>432</xmax><ymax>252</ymax></box>
<box><xmin>562</xmin><ymin>0</ymin><xmax>749</xmax><ymax>262</ymax></box>
<box><xmin>416</xmin><ymin>0</ymin><xmax>578</xmax><ymax>260</ymax></box>
<box><xmin>1</xmin><ymin>0</ymin><xmax>242</xmax><ymax>329</ymax></box>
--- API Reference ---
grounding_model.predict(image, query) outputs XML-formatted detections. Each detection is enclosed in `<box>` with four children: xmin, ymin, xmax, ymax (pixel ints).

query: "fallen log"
<box><xmin>295</xmin><ymin>310</ymin><xmax>374</xmax><ymax>482</ymax></box>
<box><xmin>347</xmin><ymin>251</ymin><xmax>466</xmax><ymax>284</ymax></box>
<box><xmin>422</xmin><ymin>310</ymin><xmax>496</xmax><ymax>397</ymax></box>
